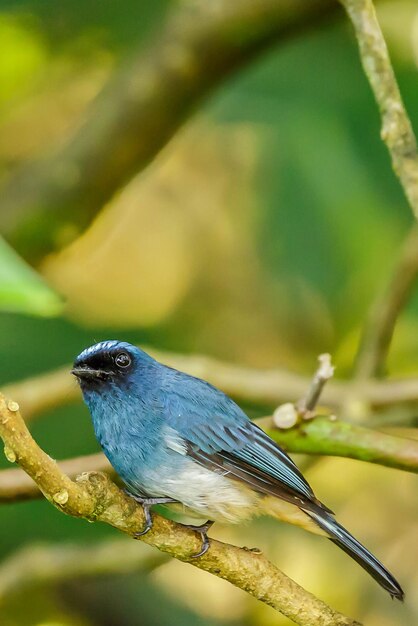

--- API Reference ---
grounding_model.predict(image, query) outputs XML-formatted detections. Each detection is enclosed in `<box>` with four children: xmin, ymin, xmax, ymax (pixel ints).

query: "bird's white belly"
<box><xmin>143</xmin><ymin>459</ymin><xmax>260</xmax><ymax>524</ymax></box>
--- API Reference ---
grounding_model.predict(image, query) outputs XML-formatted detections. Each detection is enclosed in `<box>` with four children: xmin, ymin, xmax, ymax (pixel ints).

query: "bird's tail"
<box><xmin>307</xmin><ymin>510</ymin><xmax>404</xmax><ymax>601</ymax></box>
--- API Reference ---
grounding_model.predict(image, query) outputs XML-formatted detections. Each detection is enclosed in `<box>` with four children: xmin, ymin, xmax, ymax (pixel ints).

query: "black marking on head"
<box><xmin>72</xmin><ymin>340</ymin><xmax>134</xmax><ymax>388</ymax></box>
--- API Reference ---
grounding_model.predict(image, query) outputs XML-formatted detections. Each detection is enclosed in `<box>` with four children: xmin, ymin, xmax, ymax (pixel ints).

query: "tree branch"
<box><xmin>297</xmin><ymin>353</ymin><xmax>335</xmax><ymax>417</ymax></box>
<box><xmin>355</xmin><ymin>225</ymin><xmax>418</xmax><ymax>378</ymax></box>
<box><xmin>0</xmin><ymin>0</ymin><xmax>339</xmax><ymax>260</ymax></box>
<box><xmin>264</xmin><ymin>416</ymin><xmax>418</xmax><ymax>472</ymax></box>
<box><xmin>340</xmin><ymin>0</ymin><xmax>418</xmax><ymax>217</ymax></box>
<box><xmin>0</xmin><ymin>394</ymin><xmax>359</xmax><ymax>626</ymax></box>
<box><xmin>274</xmin><ymin>353</ymin><xmax>335</xmax><ymax>428</ymax></box>
<box><xmin>0</xmin><ymin>539</ymin><xmax>168</xmax><ymax>604</ymax></box>
<box><xmin>340</xmin><ymin>0</ymin><xmax>418</xmax><ymax>379</ymax></box>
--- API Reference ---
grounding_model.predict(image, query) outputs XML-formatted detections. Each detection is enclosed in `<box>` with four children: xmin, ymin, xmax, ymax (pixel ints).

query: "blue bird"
<box><xmin>72</xmin><ymin>340</ymin><xmax>403</xmax><ymax>600</ymax></box>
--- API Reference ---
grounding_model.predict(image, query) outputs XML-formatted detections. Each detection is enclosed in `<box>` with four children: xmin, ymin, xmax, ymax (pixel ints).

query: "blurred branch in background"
<box><xmin>0</xmin><ymin>452</ymin><xmax>110</xmax><ymax>503</ymax></box>
<box><xmin>0</xmin><ymin>3</ymin><xmax>416</xmax><ymax>622</ymax></box>
<box><xmin>6</xmin><ymin>346</ymin><xmax>418</xmax><ymax>423</ymax></box>
<box><xmin>0</xmin><ymin>539</ymin><xmax>168</xmax><ymax>605</ymax></box>
<box><xmin>0</xmin><ymin>395</ymin><xmax>360</xmax><ymax>626</ymax></box>
<box><xmin>340</xmin><ymin>0</ymin><xmax>418</xmax><ymax>379</ymax></box>
<box><xmin>0</xmin><ymin>418</ymin><xmax>416</xmax><ymax>504</ymax></box>
<box><xmin>1</xmin><ymin>381</ymin><xmax>417</xmax><ymax>505</ymax></box>
<box><xmin>355</xmin><ymin>225</ymin><xmax>418</xmax><ymax>379</ymax></box>
<box><xmin>0</xmin><ymin>0</ymin><xmax>339</xmax><ymax>261</ymax></box>
<box><xmin>340</xmin><ymin>0</ymin><xmax>418</xmax><ymax>218</ymax></box>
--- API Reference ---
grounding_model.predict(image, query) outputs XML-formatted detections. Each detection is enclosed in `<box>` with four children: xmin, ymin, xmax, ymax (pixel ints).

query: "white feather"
<box><xmin>164</xmin><ymin>427</ymin><xmax>187</xmax><ymax>455</ymax></box>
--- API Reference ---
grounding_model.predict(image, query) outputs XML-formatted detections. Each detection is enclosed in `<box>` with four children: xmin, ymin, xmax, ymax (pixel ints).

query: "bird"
<box><xmin>72</xmin><ymin>340</ymin><xmax>404</xmax><ymax>600</ymax></box>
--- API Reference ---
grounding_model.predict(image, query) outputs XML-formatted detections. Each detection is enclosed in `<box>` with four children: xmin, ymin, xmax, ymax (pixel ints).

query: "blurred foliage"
<box><xmin>0</xmin><ymin>237</ymin><xmax>62</xmax><ymax>316</ymax></box>
<box><xmin>0</xmin><ymin>1</ymin><xmax>418</xmax><ymax>625</ymax></box>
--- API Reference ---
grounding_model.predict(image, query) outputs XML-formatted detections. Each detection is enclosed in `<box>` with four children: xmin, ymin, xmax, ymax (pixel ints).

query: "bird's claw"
<box><xmin>134</xmin><ymin>521</ymin><xmax>152</xmax><ymax>537</ymax></box>
<box><xmin>124</xmin><ymin>491</ymin><xmax>214</xmax><ymax>555</ymax></box>
<box><xmin>123</xmin><ymin>491</ymin><xmax>177</xmax><ymax>539</ymax></box>
<box><xmin>183</xmin><ymin>520</ymin><xmax>214</xmax><ymax>558</ymax></box>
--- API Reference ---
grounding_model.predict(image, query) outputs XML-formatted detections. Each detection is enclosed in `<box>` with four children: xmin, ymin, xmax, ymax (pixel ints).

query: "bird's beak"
<box><xmin>71</xmin><ymin>367</ymin><xmax>110</xmax><ymax>382</ymax></box>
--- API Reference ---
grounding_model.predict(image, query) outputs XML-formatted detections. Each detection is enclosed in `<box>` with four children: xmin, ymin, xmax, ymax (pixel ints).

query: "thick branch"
<box><xmin>0</xmin><ymin>539</ymin><xmax>168</xmax><ymax>604</ymax></box>
<box><xmin>0</xmin><ymin>0</ymin><xmax>338</xmax><ymax>260</ymax></box>
<box><xmin>0</xmin><ymin>395</ymin><xmax>359</xmax><ymax>626</ymax></box>
<box><xmin>5</xmin><ymin>347</ymin><xmax>418</xmax><ymax>424</ymax></box>
<box><xmin>355</xmin><ymin>225</ymin><xmax>418</xmax><ymax>378</ymax></box>
<box><xmin>1</xmin><ymin>415</ymin><xmax>417</xmax><ymax>504</ymax></box>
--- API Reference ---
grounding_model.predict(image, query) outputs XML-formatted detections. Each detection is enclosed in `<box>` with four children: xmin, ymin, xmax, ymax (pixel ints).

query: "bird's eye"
<box><xmin>114</xmin><ymin>352</ymin><xmax>131</xmax><ymax>369</ymax></box>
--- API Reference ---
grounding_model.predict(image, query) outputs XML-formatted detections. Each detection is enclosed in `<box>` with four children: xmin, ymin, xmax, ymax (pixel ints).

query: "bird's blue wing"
<box><xmin>163</xmin><ymin>370</ymin><xmax>327</xmax><ymax>511</ymax></box>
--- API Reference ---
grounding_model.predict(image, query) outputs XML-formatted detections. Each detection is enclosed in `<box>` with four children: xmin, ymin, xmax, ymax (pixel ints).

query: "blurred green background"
<box><xmin>0</xmin><ymin>1</ymin><xmax>417</xmax><ymax>625</ymax></box>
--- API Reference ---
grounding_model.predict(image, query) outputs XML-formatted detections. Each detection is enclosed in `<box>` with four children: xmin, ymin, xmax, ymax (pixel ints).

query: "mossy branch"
<box><xmin>266</xmin><ymin>417</ymin><xmax>418</xmax><ymax>472</ymax></box>
<box><xmin>0</xmin><ymin>394</ymin><xmax>360</xmax><ymax>626</ymax></box>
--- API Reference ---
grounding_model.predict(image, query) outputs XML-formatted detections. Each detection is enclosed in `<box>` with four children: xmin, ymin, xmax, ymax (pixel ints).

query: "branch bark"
<box><xmin>0</xmin><ymin>0</ymin><xmax>339</xmax><ymax>260</ymax></box>
<box><xmin>0</xmin><ymin>394</ymin><xmax>359</xmax><ymax>626</ymax></box>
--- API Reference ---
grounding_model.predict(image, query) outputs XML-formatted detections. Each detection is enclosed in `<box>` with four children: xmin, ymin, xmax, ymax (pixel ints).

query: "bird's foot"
<box><xmin>124</xmin><ymin>491</ymin><xmax>177</xmax><ymax>538</ymax></box>
<box><xmin>183</xmin><ymin>520</ymin><xmax>214</xmax><ymax>558</ymax></box>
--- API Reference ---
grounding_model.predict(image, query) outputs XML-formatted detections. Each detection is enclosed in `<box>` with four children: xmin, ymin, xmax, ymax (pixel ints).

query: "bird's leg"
<box><xmin>182</xmin><ymin>520</ymin><xmax>215</xmax><ymax>558</ymax></box>
<box><xmin>124</xmin><ymin>490</ymin><xmax>178</xmax><ymax>537</ymax></box>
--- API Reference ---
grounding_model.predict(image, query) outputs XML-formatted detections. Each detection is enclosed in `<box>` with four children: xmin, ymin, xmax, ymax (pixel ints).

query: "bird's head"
<box><xmin>72</xmin><ymin>340</ymin><xmax>154</xmax><ymax>394</ymax></box>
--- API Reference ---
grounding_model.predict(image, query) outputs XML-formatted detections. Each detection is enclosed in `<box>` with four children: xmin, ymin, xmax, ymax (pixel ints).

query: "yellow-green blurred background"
<box><xmin>0</xmin><ymin>1</ymin><xmax>417</xmax><ymax>625</ymax></box>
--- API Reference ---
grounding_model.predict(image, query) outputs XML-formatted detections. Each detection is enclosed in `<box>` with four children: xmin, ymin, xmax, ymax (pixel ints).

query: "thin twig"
<box><xmin>340</xmin><ymin>0</ymin><xmax>418</xmax><ymax>378</ymax></box>
<box><xmin>0</xmin><ymin>394</ymin><xmax>360</xmax><ymax>626</ymax></box>
<box><xmin>273</xmin><ymin>353</ymin><xmax>335</xmax><ymax>428</ymax></box>
<box><xmin>297</xmin><ymin>353</ymin><xmax>335</xmax><ymax>416</ymax></box>
<box><xmin>0</xmin><ymin>539</ymin><xmax>169</xmax><ymax>604</ymax></box>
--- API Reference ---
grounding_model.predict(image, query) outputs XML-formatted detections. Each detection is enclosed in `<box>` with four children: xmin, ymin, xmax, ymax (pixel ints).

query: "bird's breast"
<box><xmin>129</xmin><ymin>456</ymin><xmax>261</xmax><ymax>524</ymax></box>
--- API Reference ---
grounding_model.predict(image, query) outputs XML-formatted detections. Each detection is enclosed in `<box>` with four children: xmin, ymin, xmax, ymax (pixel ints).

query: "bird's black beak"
<box><xmin>71</xmin><ymin>367</ymin><xmax>110</xmax><ymax>382</ymax></box>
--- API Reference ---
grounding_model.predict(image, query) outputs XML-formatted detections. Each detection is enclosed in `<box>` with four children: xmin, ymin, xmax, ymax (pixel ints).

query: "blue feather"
<box><xmin>73</xmin><ymin>341</ymin><xmax>404</xmax><ymax>600</ymax></box>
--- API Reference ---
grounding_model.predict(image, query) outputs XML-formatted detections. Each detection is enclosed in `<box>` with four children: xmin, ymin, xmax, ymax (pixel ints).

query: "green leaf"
<box><xmin>0</xmin><ymin>238</ymin><xmax>63</xmax><ymax>317</ymax></box>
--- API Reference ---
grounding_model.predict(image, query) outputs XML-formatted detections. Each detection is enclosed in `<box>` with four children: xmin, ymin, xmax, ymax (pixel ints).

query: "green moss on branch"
<box><xmin>260</xmin><ymin>416</ymin><xmax>418</xmax><ymax>472</ymax></box>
